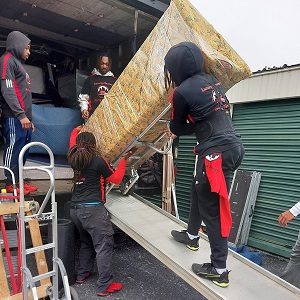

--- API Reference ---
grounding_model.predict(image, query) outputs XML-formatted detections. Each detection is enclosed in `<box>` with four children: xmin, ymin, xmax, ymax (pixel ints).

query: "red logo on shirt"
<box><xmin>97</xmin><ymin>85</ymin><xmax>109</xmax><ymax>96</ymax></box>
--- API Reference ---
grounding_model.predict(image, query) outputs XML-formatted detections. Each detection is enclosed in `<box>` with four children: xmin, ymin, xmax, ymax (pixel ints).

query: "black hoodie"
<box><xmin>0</xmin><ymin>31</ymin><xmax>32</xmax><ymax>120</ymax></box>
<box><xmin>164</xmin><ymin>42</ymin><xmax>242</xmax><ymax>157</ymax></box>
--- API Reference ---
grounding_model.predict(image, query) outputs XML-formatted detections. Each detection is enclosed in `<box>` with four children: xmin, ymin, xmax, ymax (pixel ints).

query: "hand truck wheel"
<box><xmin>28</xmin><ymin>201</ymin><xmax>40</xmax><ymax>214</ymax></box>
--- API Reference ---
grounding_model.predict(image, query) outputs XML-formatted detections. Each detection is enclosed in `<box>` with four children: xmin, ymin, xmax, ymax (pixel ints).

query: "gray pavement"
<box><xmin>72</xmin><ymin>230</ymin><xmax>207</xmax><ymax>300</ymax></box>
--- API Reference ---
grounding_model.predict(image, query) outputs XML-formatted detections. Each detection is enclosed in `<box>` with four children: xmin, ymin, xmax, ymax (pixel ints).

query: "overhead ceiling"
<box><xmin>0</xmin><ymin>0</ymin><xmax>170</xmax><ymax>58</ymax></box>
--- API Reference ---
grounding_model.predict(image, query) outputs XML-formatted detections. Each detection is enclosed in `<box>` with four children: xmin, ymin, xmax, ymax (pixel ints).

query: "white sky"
<box><xmin>189</xmin><ymin>0</ymin><xmax>300</xmax><ymax>72</ymax></box>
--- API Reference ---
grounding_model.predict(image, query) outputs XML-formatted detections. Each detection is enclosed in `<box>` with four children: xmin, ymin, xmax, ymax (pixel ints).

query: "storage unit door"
<box><xmin>232</xmin><ymin>98</ymin><xmax>300</xmax><ymax>258</ymax></box>
<box><xmin>173</xmin><ymin>135</ymin><xmax>198</xmax><ymax>223</ymax></box>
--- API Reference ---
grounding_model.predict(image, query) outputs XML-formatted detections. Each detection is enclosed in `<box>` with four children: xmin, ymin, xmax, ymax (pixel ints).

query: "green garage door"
<box><xmin>173</xmin><ymin>135</ymin><xmax>198</xmax><ymax>223</ymax></box>
<box><xmin>145</xmin><ymin>98</ymin><xmax>300</xmax><ymax>258</ymax></box>
<box><xmin>233</xmin><ymin>99</ymin><xmax>300</xmax><ymax>258</ymax></box>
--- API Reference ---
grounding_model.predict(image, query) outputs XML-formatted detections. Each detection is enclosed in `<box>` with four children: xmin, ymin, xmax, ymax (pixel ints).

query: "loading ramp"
<box><xmin>106</xmin><ymin>191</ymin><xmax>300</xmax><ymax>300</ymax></box>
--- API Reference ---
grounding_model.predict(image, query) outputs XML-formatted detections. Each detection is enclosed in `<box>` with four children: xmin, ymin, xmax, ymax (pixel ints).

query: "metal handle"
<box><xmin>143</xmin><ymin>137</ymin><xmax>173</xmax><ymax>154</ymax></box>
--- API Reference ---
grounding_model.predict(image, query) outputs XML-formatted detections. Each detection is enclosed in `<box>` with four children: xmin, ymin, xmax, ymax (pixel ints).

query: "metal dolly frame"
<box><xmin>107</xmin><ymin>104</ymin><xmax>173</xmax><ymax>196</ymax></box>
<box><xmin>0</xmin><ymin>142</ymin><xmax>78</xmax><ymax>299</ymax></box>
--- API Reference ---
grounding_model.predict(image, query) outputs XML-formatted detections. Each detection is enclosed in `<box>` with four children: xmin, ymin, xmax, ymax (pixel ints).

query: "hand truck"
<box><xmin>106</xmin><ymin>104</ymin><xmax>174</xmax><ymax>196</ymax></box>
<box><xmin>0</xmin><ymin>141</ymin><xmax>79</xmax><ymax>299</ymax></box>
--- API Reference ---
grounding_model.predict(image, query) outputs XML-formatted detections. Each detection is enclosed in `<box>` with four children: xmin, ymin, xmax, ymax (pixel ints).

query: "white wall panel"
<box><xmin>227</xmin><ymin>66</ymin><xmax>300</xmax><ymax>103</ymax></box>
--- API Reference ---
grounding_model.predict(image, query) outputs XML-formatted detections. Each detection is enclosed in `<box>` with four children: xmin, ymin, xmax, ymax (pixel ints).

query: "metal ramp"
<box><xmin>106</xmin><ymin>191</ymin><xmax>300</xmax><ymax>300</ymax></box>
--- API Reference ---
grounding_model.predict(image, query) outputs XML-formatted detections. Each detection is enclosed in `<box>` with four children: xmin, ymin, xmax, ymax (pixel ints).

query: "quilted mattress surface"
<box><xmin>83</xmin><ymin>0</ymin><xmax>252</xmax><ymax>166</ymax></box>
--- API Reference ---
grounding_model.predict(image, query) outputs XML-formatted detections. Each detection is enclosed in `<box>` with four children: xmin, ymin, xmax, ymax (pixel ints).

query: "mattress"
<box><xmin>83</xmin><ymin>0</ymin><xmax>252</xmax><ymax>168</ymax></box>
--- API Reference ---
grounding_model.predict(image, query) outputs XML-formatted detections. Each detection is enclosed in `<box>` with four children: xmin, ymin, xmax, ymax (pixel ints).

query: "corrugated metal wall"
<box><xmin>173</xmin><ymin>135</ymin><xmax>198</xmax><ymax>222</ymax></box>
<box><xmin>144</xmin><ymin>97</ymin><xmax>300</xmax><ymax>258</ymax></box>
<box><xmin>233</xmin><ymin>99</ymin><xmax>300</xmax><ymax>257</ymax></box>
<box><xmin>226</xmin><ymin>67</ymin><xmax>300</xmax><ymax>104</ymax></box>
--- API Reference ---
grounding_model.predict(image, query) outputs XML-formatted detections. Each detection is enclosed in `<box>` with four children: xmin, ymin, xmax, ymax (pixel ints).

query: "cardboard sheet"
<box><xmin>83</xmin><ymin>0</ymin><xmax>252</xmax><ymax>165</ymax></box>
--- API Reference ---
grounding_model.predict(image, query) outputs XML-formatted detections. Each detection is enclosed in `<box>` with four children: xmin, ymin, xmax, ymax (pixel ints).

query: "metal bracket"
<box><xmin>120</xmin><ymin>168</ymin><xmax>139</xmax><ymax>195</ymax></box>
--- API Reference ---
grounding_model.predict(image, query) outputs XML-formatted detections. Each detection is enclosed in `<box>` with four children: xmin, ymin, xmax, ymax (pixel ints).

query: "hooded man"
<box><xmin>164</xmin><ymin>42</ymin><xmax>244</xmax><ymax>287</ymax></box>
<box><xmin>78</xmin><ymin>53</ymin><xmax>117</xmax><ymax>120</ymax></box>
<box><xmin>0</xmin><ymin>31</ymin><xmax>37</xmax><ymax>195</ymax></box>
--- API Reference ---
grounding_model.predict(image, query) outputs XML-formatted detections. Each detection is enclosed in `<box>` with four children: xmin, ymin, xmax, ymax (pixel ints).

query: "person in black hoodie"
<box><xmin>0</xmin><ymin>31</ymin><xmax>37</xmax><ymax>195</ymax></box>
<box><xmin>165</xmin><ymin>42</ymin><xmax>244</xmax><ymax>287</ymax></box>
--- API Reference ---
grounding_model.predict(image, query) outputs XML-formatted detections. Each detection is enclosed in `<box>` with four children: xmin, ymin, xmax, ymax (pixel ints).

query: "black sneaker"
<box><xmin>192</xmin><ymin>263</ymin><xmax>230</xmax><ymax>288</ymax></box>
<box><xmin>171</xmin><ymin>230</ymin><xmax>199</xmax><ymax>251</ymax></box>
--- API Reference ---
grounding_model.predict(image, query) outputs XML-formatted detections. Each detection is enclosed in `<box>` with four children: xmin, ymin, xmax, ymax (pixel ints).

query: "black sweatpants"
<box><xmin>187</xmin><ymin>144</ymin><xmax>244</xmax><ymax>269</ymax></box>
<box><xmin>70</xmin><ymin>204</ymin><xmax>114</xmax><ymax>293</ymax></box>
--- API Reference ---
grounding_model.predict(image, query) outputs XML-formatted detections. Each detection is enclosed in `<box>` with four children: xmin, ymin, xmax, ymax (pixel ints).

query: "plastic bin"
<box><xmin>48</xmin><ymin>218</ymin><xmax>75</xmax><ymax>288</ymax></box>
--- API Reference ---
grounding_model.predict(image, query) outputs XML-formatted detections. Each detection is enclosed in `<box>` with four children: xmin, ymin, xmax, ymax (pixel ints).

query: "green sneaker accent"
<box><xmin>186</xmin><ymin>244</ymin><xmax>199</xmax><ymax>251</ymax></box>
<box><xmin>192</xmin><ymin>263</ymin><xmax>230</xmax><ymax>288</ymax></box>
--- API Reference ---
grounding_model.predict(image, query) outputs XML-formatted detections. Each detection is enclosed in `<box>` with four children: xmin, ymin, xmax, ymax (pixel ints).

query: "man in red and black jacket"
<box><xmin>0</xmin><ymin>31</ymin><xmax>37</xmax><ymax>195</ymax></box>
<box><xmin>68</xmin><ymin>126</ymin><xmax>135</xmax><ymax>296</ymax></box>
<box><xmin>78</xmin><ymin>53</ymin><xmax>117</xmax><ymax>120</ymax></box>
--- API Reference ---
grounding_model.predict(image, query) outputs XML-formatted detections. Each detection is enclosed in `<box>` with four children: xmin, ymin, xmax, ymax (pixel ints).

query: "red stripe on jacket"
<box><xmin>14</xmin><ymin>78</ymin><xmax>25</xmax><ymax>109</ymax></box>
<box><xmin>169</xmin><ymin>89</ymin><xmax>176</xmax><ymax>120</ymax></box>
<box><xmin>100</xmin><ymin>175</ymin><xmax>106</xmax><ymax>203</ymax></box>
<box><xmin>1</xmin><ymin>53</ymin><xmax>12</xmax><ymax>79</ymax></box>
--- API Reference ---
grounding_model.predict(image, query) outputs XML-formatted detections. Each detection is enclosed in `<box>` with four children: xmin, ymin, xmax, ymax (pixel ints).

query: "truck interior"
<box><xmin>0</xmin><ymin>0</ymin><xmax>170</xmax><ymax>106</ymax></box>
<box><xmin>0</xmin><ymin>0</ymin><xmax>170</xmax><ymax>168</ymax></box>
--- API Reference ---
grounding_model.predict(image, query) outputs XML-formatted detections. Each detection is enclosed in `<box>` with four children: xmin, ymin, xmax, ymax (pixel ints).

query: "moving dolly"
<box><xmin>107</xmin><ymin>104</ymin><xmax>173</xmax><ymax>196</ymax></box>
<box><xmin>0</xmin><ymin>142</ymin><xmax>78</xmax><ymax>299</ymax></box>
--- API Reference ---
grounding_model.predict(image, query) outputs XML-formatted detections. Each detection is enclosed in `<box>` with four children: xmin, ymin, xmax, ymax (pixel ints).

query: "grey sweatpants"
<box><xmin>281</xmin><ymin>230</ymin><xmax>300</xmax><ymax>288</ymax></box>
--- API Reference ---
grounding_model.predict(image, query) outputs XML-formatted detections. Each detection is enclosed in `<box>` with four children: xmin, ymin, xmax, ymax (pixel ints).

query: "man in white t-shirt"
<box><xmin>278</xmin><ymin>201</ymin><xmax>300</xmax><ymax>288</ymax></box>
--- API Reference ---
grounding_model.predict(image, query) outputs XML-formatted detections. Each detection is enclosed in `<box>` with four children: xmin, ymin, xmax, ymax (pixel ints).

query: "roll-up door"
<box><xmin>233</xmin><ymin>99</ymin><xmax>300</xmax><ymax>258</ymax></box>
<box><xmin>172</xmin><ymin>135</ymin><xmax>198</xmax><ymax>223</ymax></box>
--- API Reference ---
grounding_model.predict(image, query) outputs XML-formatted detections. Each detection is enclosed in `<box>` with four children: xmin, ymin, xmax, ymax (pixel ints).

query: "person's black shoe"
<box><xmin>192</xmin><ymin>263</ymin><xmax>230</xmax><ymax>287</ymax></box>
<box><xmin>171</xmin><ymin>230</ymin><xmax>199</xmax><ymax>251</ymax></box>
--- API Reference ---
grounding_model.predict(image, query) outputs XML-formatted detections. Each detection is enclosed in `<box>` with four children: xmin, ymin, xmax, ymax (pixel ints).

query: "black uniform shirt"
<box><xmin>71</xmin><ymin>155</ymin><xmax>115</xmax><ymax>204</ymax></box>
<box><xmin>81</xmin><ymin>74</ymin><xmax>117</xmax><ymax>113</ymax></box>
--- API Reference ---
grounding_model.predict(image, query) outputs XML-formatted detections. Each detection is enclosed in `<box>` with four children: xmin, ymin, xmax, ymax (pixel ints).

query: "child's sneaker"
<box><xmin>192</xmin><ymin>263</ymin><xmax>230</xmax><ymax>287</ymax></box>
<box><xmin>171</xmin><ymin>230</ymin><xmax>200</xmax><ymax>251</ymax></box>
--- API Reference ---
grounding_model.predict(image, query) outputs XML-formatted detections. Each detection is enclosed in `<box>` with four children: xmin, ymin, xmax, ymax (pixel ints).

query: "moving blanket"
<box><xmin>83</xmin><ymin>0</ymin><xmax>252</xmax><ymax>165</ymax></box>
<box><xmin>30</xmin><ymin>104</ymin><xmax>82</xmax><ymax>155</ymax></box>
